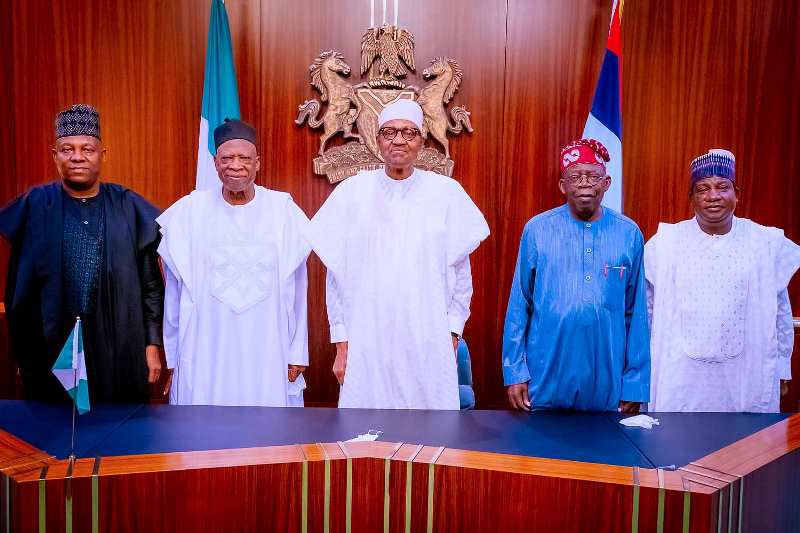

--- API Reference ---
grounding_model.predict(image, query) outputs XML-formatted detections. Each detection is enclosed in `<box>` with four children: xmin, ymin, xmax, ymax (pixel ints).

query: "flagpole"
<box><xmin>64</xmin><ymin>316</ymin><xmax>81</xmax><ymax>530</ymax></box>
<box><xmin>70</xmin><ymin>369</ymin><xmax>77</xmax><ymax>460</ymax></box>
<box><xmin>69</xmin><ymin>317</ymin><xmax>80</xmax><ymax>463</ymax></box>
<box><xmin>67</xmin><ymin>364</ymin><xmax>77</xmax><ymax>519</ymax></box>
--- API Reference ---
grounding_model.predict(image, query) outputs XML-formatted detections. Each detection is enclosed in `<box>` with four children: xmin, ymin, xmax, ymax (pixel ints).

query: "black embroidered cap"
<box><xmin>55</xmin><ymin>104</ymin><xmax>101</xmax><ymax>140</ymax></box>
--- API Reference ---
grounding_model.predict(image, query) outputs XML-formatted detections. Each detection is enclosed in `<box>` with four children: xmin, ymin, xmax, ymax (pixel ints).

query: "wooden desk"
<box><xmin>1</xmin><ymin>404</ymin><xmax>798</xmax><ymax>532</ymax></box>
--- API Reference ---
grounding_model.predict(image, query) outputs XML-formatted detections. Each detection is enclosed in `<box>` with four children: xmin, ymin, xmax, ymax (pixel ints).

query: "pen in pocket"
<box><xmin>603</xmin><ymin>264</ymin><xmax>626</xmax><ymax>279</ymax></box>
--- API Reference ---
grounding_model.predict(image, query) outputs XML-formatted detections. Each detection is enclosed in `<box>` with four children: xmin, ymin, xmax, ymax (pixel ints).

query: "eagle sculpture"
<box><xmin>361</xmin><ymin>25</ymin><xmax>416</xmax><ymax>83</ymax></box>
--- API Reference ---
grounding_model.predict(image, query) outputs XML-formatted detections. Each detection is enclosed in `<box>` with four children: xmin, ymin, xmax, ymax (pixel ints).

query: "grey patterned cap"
<box><xmin>55</xmin><ymin>104</ymin><xmax>101</xmax><ymax>140</ymax></box>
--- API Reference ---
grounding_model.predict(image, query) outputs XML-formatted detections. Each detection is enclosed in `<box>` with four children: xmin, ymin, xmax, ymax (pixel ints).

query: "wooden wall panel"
<box><xmin>8</xmin><ymin>0</ymin><xmax>209</xmax><ymax>209</ymax></box>
<box><xmin>0</xmin><ymin>0</ymin><xmax>17</xmax><ymax>400</ymax></box>
<box><xmin>1</xmin><ymin>0</ymin><xmax>798</xmax><ymax>409</ymax></box>
<box><xmin>0</xmin><ymin>0</ymin><xmax>16</xmax><ymax>208</ymax></box>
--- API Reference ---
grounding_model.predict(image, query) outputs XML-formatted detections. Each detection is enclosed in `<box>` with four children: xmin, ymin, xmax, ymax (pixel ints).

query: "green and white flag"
<box><xmin>195</xmin><ymin>0</ymin><xmax>241</xmax><ymax>190</ymax></box>
<box><xmin>52</xmin><ymin>318</ymin><xmax>91</xmax><ymax>415</ymax></box>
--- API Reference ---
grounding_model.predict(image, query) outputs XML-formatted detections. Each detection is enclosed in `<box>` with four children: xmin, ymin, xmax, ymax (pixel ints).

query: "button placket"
<box><xmin>582</xmin><ymin>223</ymin><xmax>595</xmax><ymax>300</ymax></box>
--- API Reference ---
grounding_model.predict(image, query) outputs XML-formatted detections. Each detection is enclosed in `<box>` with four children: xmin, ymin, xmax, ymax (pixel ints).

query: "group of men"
<box><xmin>502</xmin><ymin>142</ymin><xmax>800</xmax><ymax>414</ymax></box>
<box><xmin>1</xmin><ymin>102</ymin><xmax>798</xmax><ymax>414</ymax></box>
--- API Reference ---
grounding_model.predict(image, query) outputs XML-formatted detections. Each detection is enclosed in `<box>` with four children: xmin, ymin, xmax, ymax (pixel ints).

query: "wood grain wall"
<box><xmin>1</xmin><ymin>0</ymin><xmax>798</xmax><ymax>409</ymax></box>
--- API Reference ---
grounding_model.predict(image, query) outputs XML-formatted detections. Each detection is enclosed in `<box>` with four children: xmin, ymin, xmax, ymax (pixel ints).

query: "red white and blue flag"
<box><xmin>583</xmin><ymin>0</ymin><xmax>623</xmax><ymax>211</ymax></box>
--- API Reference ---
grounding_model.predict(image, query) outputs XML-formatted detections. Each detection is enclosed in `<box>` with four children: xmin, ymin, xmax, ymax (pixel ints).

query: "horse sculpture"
<box><xmin>295</xmin><ymin>50</ymin><xmax>362</xmax><ymax>155</ymax></box>
<box><xmin>417</xmin><ymin>57</ymin><xmax>473</xmax><ymax>159</ymax></box>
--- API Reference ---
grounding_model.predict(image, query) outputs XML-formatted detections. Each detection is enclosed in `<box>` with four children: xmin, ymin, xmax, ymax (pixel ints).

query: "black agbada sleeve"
<box><xmin>139</xmin><ymin>242</ymin><xmax>165</xmax><ymax>347</ymax></box>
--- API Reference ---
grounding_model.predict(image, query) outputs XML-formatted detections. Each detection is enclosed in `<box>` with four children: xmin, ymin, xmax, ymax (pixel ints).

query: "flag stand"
<box><xmin>66</xmin><ymin>317</ymin><xmax>80</xmax><ymax>531</ymax></box>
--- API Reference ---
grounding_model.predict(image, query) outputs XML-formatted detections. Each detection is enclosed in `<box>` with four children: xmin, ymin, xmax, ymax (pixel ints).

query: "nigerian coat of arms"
<box><xmin>295</xmin><ymin>24</ymin><xmax>473</xmax><ymax>183</ymax></box>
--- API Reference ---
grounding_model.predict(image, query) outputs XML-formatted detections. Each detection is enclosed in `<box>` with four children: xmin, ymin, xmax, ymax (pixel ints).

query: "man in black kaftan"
<box><xmin>0</xmin><ymin>104</ymin><xmax>164</xmax><ymax>403</ymax></box>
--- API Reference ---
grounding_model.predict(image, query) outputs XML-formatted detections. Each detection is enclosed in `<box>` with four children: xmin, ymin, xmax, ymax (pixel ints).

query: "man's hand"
<box><xmin>162</xmin><ymin>370</ymin><xmax>173</xmax><ymax>397</ymax></box>
<box><xmin>288</xmin><ymin>365</ymin><xmax>307</xmax><ymax>383</ymax></box>
<box><xmin>452</xmin><ymin>335</ymin><xmax>459</xmax><ymax>357</ymax></box>
<box><xmin>507</xmin><ymin>383</ymin><xmax>531</xmax><ymax>411</ymax></box>
<box><xmin>145</xmin><ymin>345</ymin><xmax>162</xmax><ymax>384</ymax></box>
<box><xmin>618</xmin><ymin>401</ymin><xmax>641</xmax><ymax>414</ymax></box>
<box><xmin>333</xmin><ymin>342</ymin><xmax>348</xmax><ymax>385</ymax></box>
<box><xmin>781</xmin><ymin>380</ymin><xmax>790</xmax><ymax>397</ymax></box>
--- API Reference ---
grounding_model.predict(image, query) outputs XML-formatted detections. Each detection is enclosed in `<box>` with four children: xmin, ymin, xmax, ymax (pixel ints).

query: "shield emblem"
<box><xmin>296</xmin><ymin>29</ymin><xmax>472</xmax><ymax>183</ymax></box>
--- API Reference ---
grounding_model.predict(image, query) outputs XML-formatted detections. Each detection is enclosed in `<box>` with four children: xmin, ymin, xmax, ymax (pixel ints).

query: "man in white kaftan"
<box><xmin>307</xmin><ymin>100</ymin><xmax>489</xmax><ymax>409</ymax></box>
<box><xmin>645</xmin><ymin>149</ymin><xmax>800</xmax><ymax>412</ymax></box>
<box><xmin>158</xmin><ymin>119</ymin><xmax>311</xmax><ymax>406</ymax></box>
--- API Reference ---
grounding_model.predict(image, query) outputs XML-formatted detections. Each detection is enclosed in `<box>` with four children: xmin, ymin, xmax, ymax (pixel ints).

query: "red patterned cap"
<box><xmin>560</xmin><ymin>139</ymin><xmax>610</xmax><ymax>172</ymax></box>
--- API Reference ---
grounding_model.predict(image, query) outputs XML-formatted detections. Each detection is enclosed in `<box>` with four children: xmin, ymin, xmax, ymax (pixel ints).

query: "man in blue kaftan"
<box><xmin>502</xmin><ymin>139</ymin><xmax>650</xmax><ymax>412</ymax></box>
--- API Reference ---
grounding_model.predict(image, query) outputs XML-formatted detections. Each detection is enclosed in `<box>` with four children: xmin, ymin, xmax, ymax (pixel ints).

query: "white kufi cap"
<box><xmin>377</xmin><ymin>99</ymin><xmax>424</xmax><ymax>129</ymax></box>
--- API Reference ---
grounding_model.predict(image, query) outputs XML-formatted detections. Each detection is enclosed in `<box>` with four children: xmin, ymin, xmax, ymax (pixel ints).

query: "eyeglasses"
<box><xmin>563</xmin><ymin>172</ymin><xmax>606</xmax><ymax>185</ymax></box>
<box><xmin>378</xmin><ymin>127</ymin><xmax>421</xmax><ymax>142</ymax></box>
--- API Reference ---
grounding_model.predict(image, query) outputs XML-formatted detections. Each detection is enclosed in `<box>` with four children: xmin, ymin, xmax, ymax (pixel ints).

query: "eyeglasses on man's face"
<box><xmin>563</xmin><ymin>172</ymin><xmax>607</xmax><ymax>185</ymax></box>
<box><xmin>378</xmin><ymin>127</ymin><xmax>422</xmax><ymax>142</ymax></box>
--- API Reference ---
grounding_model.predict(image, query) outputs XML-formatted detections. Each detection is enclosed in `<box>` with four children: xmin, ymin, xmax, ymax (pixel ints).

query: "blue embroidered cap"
<box><xmin>690</xmin><ymin>149</ymin><xmax>735</xmax><ymax>185</ymax></box>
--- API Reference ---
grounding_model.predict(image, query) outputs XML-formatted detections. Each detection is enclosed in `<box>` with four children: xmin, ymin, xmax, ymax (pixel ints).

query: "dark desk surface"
<box><xmin>0</xmin><ymin>401</ymin><xmax>789</xmax><ymax>468</ymax></box>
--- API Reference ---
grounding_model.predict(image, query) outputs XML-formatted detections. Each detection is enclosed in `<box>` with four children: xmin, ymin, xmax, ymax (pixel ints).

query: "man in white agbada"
<box><xmin>307</xmin><ymin>100</ymin><xmax>489</xmax><ymax>409</ymax></box>
<box><xmin>645</xmin><ymin>149</ymin><xmax>800</xmax><ymax>412</ymax></box>
<box><xmin>158</xmin><ymin>119</ymin><xmax>311</xmax><ymax>406</ymax></box>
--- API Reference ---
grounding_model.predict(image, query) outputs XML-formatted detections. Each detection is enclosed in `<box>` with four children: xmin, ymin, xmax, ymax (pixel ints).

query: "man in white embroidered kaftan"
<box><xmin>158</xmin><ymin>119</ymin><xmax>311</xmax><ymax>406</ymax></box>
<box><xmin>645</xmin><ymin>149</ymin><xmax>800</xmax><ymax>412</ymax></box>
<box><xmin>307</xmin><ymin>100</ymin><xmax>490</xmax><ymax>409</ymax></box>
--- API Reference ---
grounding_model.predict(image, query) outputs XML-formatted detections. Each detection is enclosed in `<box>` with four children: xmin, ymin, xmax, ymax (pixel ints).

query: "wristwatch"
<box><xmin>451</xmin><ymin>332</ymin><xmax>460</xmax><ymax>340</ymax></box>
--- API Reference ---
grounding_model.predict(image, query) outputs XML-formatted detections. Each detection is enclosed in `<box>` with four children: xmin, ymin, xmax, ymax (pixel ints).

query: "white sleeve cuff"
<box><xmin>778</xmin><ymin>356</ymin><xmax>792</xmax><ymax>380</ymax></box>
<box><xmin>163</xmin><ymin>333</ymin><xmax>178</xmax><ymax>369</ymax></box>
<box><xmin>330</xmin><ymin>323</ymin><xmax>348</xmax><ymax>343</ymax></box>
<box><xmin>448</xmin><ymin>314</ymin><xmax>467</xmax><ymax>337</ymax></box>
<box><xmin>288</xmin><ymin>351</ymin><xmax>309</xmax><ymax>367</ymax></box>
